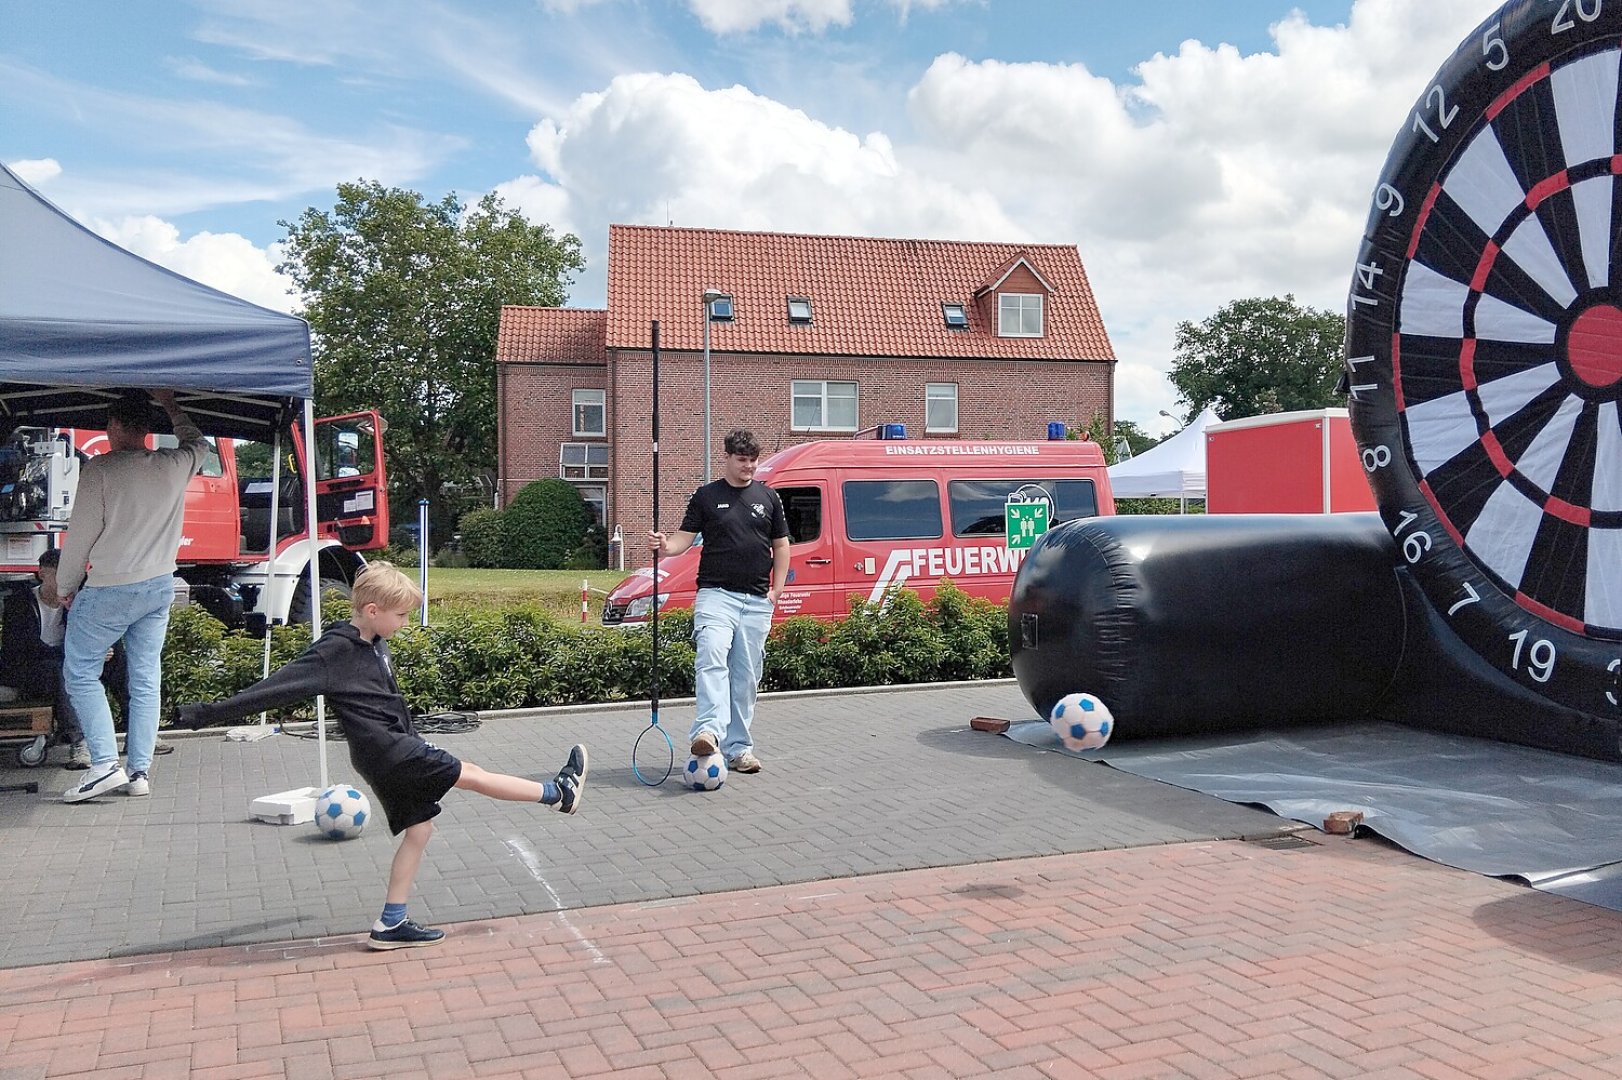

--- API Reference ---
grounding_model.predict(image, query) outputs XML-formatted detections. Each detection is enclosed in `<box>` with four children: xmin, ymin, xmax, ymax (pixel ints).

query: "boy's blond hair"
<box><xmin>351</xmin><ymin>561</ymin><xmax>423</xmax><ymax>612</ymax></box>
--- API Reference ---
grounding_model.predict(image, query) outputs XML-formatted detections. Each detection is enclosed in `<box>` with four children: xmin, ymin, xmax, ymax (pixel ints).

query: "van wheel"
<box><xmin>288</xmin><ymin>576</ymin><xmax>352</xmax><ymax>626</ymax></box>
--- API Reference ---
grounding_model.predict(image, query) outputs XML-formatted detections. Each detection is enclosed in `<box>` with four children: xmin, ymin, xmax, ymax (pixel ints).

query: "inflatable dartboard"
<box><xmin>1347</xmin><ymin>0</ymin><xmax>1622</xmax><ymax>719</ymax></box>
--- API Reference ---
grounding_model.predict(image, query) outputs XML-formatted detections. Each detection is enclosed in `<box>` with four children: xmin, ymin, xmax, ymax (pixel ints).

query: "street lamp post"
<box><xmin>1158</xmin><ymin>408</ymin><xmax>1185</xmax><ymax>432</ymax></box>
<box><xmin>702</xmin><ymin>288</ymin><xmax>723</xmax><ymax>483</ymax></box>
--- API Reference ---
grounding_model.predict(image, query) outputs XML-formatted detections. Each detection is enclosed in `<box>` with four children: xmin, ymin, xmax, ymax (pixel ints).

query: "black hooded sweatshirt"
<box><xmin>180</xmin><ymin>622</ymin><xmax>425</xmax><ymax>784</ymax></box>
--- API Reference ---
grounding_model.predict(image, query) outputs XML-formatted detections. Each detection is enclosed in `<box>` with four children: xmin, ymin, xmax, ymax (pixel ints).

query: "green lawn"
<box><xmin>423</xmin><ymin>567</ymin><xmax>634</xmax><ymax>622</ymax></box>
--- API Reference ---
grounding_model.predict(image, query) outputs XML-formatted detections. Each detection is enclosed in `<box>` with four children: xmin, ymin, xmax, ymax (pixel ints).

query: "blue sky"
<box><xmin>1</xmin><ymin>0</ymin><xmax>1503</xmax><ymax>431</ymax></box>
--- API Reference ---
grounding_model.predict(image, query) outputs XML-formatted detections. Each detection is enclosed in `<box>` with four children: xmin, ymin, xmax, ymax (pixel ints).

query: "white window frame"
<box><xmin>791</xmin><ymin>379</ymin><xmax>858</xmax><ymax>432</ymax></box>
<box><xmin>572</xmin><ymin>388</ymin><xmax>605</xmax><ymax>437</ymax></box>
<box><xmin>997</xmin><ymin>293</ymin><xmax>1044</xmax><ymax>337</ymax></box>
<box><xmin>925</xmin><ymin>383</ymin><xmax>958</xmax><ymax>434</ymax></box>
<box><xmin>560</xmin><ymin>442</ymin><xmax>609</xmax><ymax>480</ymax></box>
<box><xmin>576</xmin><ymin>483</ymin><xmax>606</xmax><ymax>523</ymax></box>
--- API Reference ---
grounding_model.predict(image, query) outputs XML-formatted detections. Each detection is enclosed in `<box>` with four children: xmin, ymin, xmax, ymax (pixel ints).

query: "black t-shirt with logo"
<box><xmin>679</xmin><ymin>478</ymin><xmax>789</xmax><ymax>596</ymax></box>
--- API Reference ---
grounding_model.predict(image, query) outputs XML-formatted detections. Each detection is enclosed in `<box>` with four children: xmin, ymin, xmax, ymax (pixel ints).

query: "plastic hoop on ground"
<box><xmin>632</xmin><ymin>720</ymin><xmax>674</xmax><ymax>786</ymax></box>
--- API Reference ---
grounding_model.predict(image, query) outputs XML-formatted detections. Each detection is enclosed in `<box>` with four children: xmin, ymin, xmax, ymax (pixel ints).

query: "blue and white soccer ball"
<box><xmin>685</xmin><ymin>753</ymin><xmax>727</xmax><ymax>792</ymax></box>
<box><xmin>314</xmin><ymin>785</ymin><xmax>371</xmax><ymax>840</ymax></box>
<box><xmin>1049</xmin><ymin>692</ymin><xmax>1114</xmax><ymax>752</ymax></box>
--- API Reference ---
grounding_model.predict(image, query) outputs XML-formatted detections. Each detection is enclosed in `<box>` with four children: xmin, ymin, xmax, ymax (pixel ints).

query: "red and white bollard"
<box><xmin>581</xmin><ymin>580</ymin><xmax>589</xmax><ymax>624</ymax></box>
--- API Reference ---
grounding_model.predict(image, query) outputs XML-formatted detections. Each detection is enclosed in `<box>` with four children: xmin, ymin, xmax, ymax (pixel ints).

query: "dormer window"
<box><xmin>708</xmin><ymin>294</ymin><xmax>734</xmax><ymax>321</ymax></box>
<box><xmin>787</xmin><ymin>297</ymin><xmax>813</xmax><ymax>324</ymax></box>
<box><xmin>941</xmin><ymin>302</ymin><xmax>968</xmax><ymax>329</ymax></box>
<box><xmin>997</xmin><ymin>293</ymin><xmax>1043</xmax><ymax>337</ymax></box>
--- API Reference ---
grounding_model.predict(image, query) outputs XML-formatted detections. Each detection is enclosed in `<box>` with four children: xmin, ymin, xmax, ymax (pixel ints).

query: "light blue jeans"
<box><xmin>63</xmin><ymin>575</ymin><xmax>174</xmax><ymax>774</ymax></box>
<box><xmin>690</xmin><ymin>587</ymin><xmax>773</xmax><ymax>760</ymax></box>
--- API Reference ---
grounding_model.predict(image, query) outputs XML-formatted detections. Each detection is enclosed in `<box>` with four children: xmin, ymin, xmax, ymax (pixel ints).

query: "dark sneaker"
<box><xmin>553</xmin><ymin>743</ymin><xmax>588</xmax><ymax>814</ymax></box>
<box><xmin>64</xmin><ymin>741</ymin><xmax>91</xmax><ymax>770</ymax></box>
<box><xmin>367</xmin><ymin>919</ymin><xmax>445</xmax><ymax>951</ymax></box>
<box><xmin>125</xmin><ymin>771</ymin><xmax>151</xmax><ymax>797</ymax></box>
<box><xmin>690</xmin><ymin>731</ymin><xmax>718</xmax><ymax>757</ymax></box>
<box><xmin>154</xmin><ymin>738</ymin><xmax>175</xmax><ymax>756</ymax></box>
<box><xmin>729</xmin><ymin>751</ymin><xmax>763</xmax><ymax>774</ymax></box>
<box><xmin>62</xmin><ymin>763</ymin><xmax>129</xmax><ymax>803</ymax></box>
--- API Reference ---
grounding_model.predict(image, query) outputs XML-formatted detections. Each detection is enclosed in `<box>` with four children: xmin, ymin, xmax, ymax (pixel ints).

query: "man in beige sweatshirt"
<box><xmin>59</xmin><ymin>390</ymin><xmax>207</xmax><ymax>803</ymax></box>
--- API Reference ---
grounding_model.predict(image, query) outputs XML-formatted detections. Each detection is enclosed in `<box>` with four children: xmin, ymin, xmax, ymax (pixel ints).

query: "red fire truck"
<box><xmin>0</xmin><ymin>410</ymin><xmax>390</xmax><ymax>632</ymax></box>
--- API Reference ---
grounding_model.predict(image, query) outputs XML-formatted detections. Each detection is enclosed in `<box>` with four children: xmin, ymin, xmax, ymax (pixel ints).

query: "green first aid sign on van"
<box><xmin>1005</xmin><ymin>500</ymin><xmax>1049</xmax><ymax>549</ymax></box>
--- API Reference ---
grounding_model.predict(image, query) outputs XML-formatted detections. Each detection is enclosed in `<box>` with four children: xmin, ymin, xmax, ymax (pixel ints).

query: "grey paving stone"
<box><xmin>0</xmin><ymin>681</ymin><xmax>1291</xmax><ymax>967</ymax></box>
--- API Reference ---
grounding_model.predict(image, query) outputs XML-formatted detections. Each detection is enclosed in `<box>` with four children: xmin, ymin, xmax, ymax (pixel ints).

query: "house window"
<box><xmin>576</xmin><ymin>484</ymin><xmax>606</xmax><ymax>523</ymax></box>
<box><xmin>792</xmin><ymin>380</ymin><xmax>858</xmax><ymax>431</ymax></box>
<box><xmin>941</xmin><ymin>302</ymin><xmax>968</xmax><ymax>328</ymax></box>
<box><xmin>572</xmin><ymin>389</ymin><xmax>605</xmax><ymax>437</ymax></box>
<box><xmin>787</xmin><ymin>296</ymin><xmax>813</xmax><ymax>324</ymax></box>
<box><xmin>708</xmin><ymin>294</ymin><xmax>734</xmax><ymax>321</ymax></box>
<box><xmin>925</xmin><ymin>383</ymin><xmax>958</xmax><ymax>434</ymax></box>
<box><xmin>997</xmin><ymin>293</ymin><xmax>1044</xmax><ymax>337</ymax></box>
<box><xmin>560</xmin><ymin>442</ymin><xmax>609</xmax><ymax>480</ymax></box>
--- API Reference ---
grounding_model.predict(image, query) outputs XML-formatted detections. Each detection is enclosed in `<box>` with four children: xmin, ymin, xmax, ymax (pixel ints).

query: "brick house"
<box><xmin>495</xmin><ymin>224</ymin><xmax>1115</xmax><ymax>551</ymax></box>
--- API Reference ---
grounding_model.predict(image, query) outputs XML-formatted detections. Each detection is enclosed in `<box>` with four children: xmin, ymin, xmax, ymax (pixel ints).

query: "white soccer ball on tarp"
<box><xmin>685</xmin><ymin>753</ymin><xmax>727</xmax><ymax>791</ymax></box>
<box><xmin>1049</xmin><ymin>692</ymin><xmax>1113</xmax><ymax>752</ymax></box>
<box><xmin>314</xmin><ymin>784</ymin><xmax>371</xmax><ymax>839</ymax></box>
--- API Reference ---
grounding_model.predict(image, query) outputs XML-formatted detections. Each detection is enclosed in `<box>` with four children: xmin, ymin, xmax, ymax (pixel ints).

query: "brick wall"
<box><xmin>497</xmin><ymin>360</ymin><xmax>607</xmax><ymax>507</ymax></box>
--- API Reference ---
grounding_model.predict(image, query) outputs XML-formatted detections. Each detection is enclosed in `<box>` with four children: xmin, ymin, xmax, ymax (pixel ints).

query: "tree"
<box><xmin>1168</xmin><ymin>295</ymin><xmax>1345</xmax><ymax>422</ymax></box>
<box><xmin>278</xmin><ymin>181</ymin><xmax>585</xmax><ymax>542</ymax></box>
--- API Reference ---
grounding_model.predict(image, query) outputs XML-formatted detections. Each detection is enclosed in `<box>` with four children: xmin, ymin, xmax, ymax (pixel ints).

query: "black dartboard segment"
<box><xmin>1348</xmin><ymin>0</ymin><xmax>1622</xmax><ymax>715</ymax></box>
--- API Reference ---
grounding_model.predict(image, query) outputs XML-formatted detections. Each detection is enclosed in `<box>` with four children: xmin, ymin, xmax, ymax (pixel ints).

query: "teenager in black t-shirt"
<box><xmin>650</xmin><ymin>429</ymin><xmax>789</xmax><ymax>774</ymax></box>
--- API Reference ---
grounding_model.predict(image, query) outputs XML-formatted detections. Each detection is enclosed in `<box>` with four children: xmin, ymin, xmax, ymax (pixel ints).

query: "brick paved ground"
<box><xmin>5</xmin><ymin>834</ymin><xmax>1622</xmax><ymax>1079</ymax></box>
<box><xmin>6</xmin><ymin>682</ymin><xmax>1622</xmax><ymax>1077</ymax></box>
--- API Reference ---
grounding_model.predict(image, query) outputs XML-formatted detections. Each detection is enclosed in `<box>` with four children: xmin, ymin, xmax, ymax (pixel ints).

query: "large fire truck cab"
<box><xmin>0</xmin><ymin>410</ymin><xmax>390</xmax><ymax>632</ymax></box>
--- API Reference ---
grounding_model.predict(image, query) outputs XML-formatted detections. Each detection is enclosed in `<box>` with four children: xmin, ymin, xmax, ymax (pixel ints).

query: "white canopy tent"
<box><xmin>1108</xmin><ymin>405</ymin><xmax>1221</xmax><ymax>505</ymax></box>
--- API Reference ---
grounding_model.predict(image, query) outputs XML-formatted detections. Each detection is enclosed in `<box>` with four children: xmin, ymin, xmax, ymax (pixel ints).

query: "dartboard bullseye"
<box><xmin>1348</xmin><ymin>0</ymin><xmax>1622</xmax><ymax>716</ymax></box>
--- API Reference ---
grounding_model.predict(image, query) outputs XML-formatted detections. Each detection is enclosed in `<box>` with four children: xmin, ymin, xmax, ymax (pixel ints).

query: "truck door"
<box><xmin>293</xmin><ymin>411</ymin><xmax>390</xmax><ymax>550</ymax></box>
<box><xmin>772</xmin><ymin>481</ymin><xmax>834</xmax><ymax>620</ymax></box>
<box><xmin>176</xmin><ymin>437</ymin><xmax>238</xmax><ymax>562</ymax></box>
<box><xmin>840</xmin><ymin>477</ymin><xmax>945</xmax><ymax>610</ymax></box>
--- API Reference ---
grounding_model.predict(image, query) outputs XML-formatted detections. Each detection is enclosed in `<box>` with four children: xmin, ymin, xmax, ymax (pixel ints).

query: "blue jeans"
<box><xmin>690</xmin><ymin>587</ymin><xmax>773</xmax><ymax>759</ymax></box>
<box><xmin>63</xmin><ymin>575</ymin><xmax>174</xmax><ymax>774</ymax></box>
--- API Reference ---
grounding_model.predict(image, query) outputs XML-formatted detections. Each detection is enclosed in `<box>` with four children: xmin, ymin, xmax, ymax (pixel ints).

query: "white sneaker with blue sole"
<box><xmin>63</xmin><ymin>763</ymin><xmax>129</xmax><ymax>803</ymax></box>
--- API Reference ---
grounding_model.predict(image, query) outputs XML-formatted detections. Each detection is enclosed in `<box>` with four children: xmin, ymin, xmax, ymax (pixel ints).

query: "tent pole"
<box><xmin>257</xmin><ymin>427</ymin><xmax>284</xmax><ymax>724</ymax></box>
<box><xmin>302</xmin><ymin>398</ymin><xmax>327</xmax><ymax>791</ymax></box>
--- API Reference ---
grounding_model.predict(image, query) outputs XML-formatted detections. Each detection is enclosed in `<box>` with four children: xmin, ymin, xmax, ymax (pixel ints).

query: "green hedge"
<box><xmin>161</xmin><ymin>582</ymin><xmax>1011</xmax><ymax>718</ymax></box>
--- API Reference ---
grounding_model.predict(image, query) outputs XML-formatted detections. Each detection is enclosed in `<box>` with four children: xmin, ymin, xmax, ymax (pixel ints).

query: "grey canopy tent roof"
<box><xmin>0</xmin><ymin>161</ymin><xmax>311</xmax><ymax>438</ymax></box>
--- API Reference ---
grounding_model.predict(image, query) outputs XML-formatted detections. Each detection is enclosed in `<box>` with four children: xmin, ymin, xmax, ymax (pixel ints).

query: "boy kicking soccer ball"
<box><xmin>177</xmin><ymin>561</ymin><xmax>586</xmax><ymax>950</ymax></box>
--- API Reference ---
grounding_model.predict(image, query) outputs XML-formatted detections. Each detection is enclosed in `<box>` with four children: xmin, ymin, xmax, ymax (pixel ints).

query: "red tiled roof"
<box><xmin>605</xmin><ymin>224</ymin><xmax>1114</xmax><ymax>361</ymax></box>
<box><xmin>496</xmin><ymin>306</ymin><xmax>606</xmax><ymax>363</ymax></box>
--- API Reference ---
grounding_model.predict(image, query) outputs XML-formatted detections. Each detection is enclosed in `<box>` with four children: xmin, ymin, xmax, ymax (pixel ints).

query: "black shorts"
<box><xmin>371</xmin><ymin>745</ymin><xmax>463</xmax><ymax>835</ymax></box>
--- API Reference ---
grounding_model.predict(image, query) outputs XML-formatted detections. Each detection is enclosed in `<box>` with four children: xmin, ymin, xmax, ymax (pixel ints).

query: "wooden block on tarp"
<box><xmin>969</xmin><ymin>716</ymin><xmax>1011</xmax><ymax>733</ymax></box>
<box><xmin>1323</xmin><ymin>810</ymin><xmax>1364</xmax><ymax>835</ymax></box>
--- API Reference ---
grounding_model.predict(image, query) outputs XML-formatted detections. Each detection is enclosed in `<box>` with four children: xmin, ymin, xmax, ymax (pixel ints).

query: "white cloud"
<box><xmin>504</xmin><ymin>0</ymin><xmax>1508</xmax><ymax>425</ymax></box>
<box><xmin>91</xmin><ymin>215</ymin><xmax>298</xmax><ymax>314</ymax></box>
<box><xmin>687</xmin><ymin>0</ymin><xmax>854</xmax><ymax>34</ymax></box>
<box><xmin>7</xmin><ymin>158</ymin><xmax>62</xmax><ymax>186</ymax></box>
<box><xmin>164</xmin><ymin>56</ymin><xmax>254</xmax><ymax>86</ymax></box>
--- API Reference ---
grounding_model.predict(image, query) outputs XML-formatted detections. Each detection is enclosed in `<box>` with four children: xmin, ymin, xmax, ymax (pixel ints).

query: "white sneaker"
<box><xmin>125</xmin><ymin>772</ymin><xmax>150</xmax><ymax>797</ymax></box>
<box><xmin>63</xmin><ymin>763</ymin><xmax>129</xmax><ymax>803</ymax></box>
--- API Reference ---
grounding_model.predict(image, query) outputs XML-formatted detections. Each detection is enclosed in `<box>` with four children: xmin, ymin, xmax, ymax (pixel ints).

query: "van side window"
<box><xmin>948</xmin><ymin>478</ymin><xmax>1099</xmax><ymax>536</ymax></box>
<box><xmin>844</xmin><ymin>480</ymin><xmax>942</xmax><ymax>541</ymax></box>
<box><xmin>777</xmin><ymin>486</ymin><xmax>822</xmax><ymax>544</ymax></box>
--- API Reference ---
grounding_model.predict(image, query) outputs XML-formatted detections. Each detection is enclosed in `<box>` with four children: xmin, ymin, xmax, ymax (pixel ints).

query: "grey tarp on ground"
<box><xmin>0</xmin><ymin>162</ymin><xmax>310</xmax><ymax>437</ymax></box>
<box><xmin>1006</xmin><ymin>719</ymin><xmax>1622</xmax><ymax>910</ymax></box>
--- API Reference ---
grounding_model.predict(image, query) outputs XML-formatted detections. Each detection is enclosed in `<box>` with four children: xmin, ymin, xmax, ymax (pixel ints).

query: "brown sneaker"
<box><xmin>729</xmin><ymin>751</ymin><xmax>762</xmax><ymax>774</ymax></box>
<box><xmin>690</xmin><ymin>731</ymin><xmax>719</xmax><ymax>757</ymax></box>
